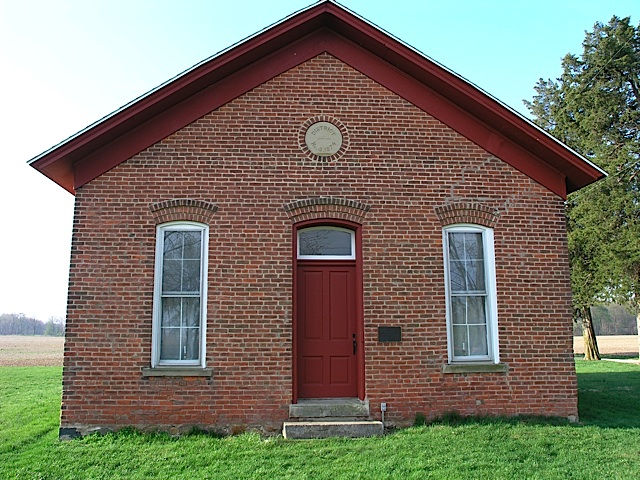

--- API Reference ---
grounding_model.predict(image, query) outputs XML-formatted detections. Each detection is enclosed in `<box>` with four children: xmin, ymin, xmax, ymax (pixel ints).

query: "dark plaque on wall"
<box><xmin>378</xmin><ymin>326</ymin><xmax>402</xmax><ymax>342</ymax></box>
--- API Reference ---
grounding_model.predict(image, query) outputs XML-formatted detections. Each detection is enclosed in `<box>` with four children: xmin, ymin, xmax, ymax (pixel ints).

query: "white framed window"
<box><xmin>443</xmin><ymin>225</ymin><xmax>499</xmax><ymax>363</ymax></box>
<box><xmin>152</xmin><ymin>222</ymin><xmax>208</xmax><ymax>368</ymax></box>
<box><xmin>297</xmin><ymin>226</ymin><xmax>355</xmax><ymax>260</ymax></box>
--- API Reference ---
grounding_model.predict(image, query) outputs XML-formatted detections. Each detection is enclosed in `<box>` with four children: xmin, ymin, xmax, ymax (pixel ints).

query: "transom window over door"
<box><xmin>443</xmin><ymin>225</ymin><xmax>499</xmax><ymax>363</ymax></box>
<box><xmin>152</xmin><ymin>222</ymin><xmax>208</xmax><ymax>367</ymax></box>
<box><xmin>297</xmin><ymin>226</ymin><xmax>355</xmax><ymax>260</ymax></box>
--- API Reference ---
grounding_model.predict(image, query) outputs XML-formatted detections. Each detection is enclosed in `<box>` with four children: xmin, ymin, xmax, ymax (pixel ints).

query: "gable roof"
<box><xmin>29</xmin><ymin>0</ymin><xmax>605</xmax><ymax>198</ymax></box>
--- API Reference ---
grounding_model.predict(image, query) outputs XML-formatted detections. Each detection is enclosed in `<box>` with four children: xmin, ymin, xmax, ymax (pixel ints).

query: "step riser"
<box><xmin>283</xmin><ymin>421</ymin><xmax>383</xmax><ymax>439</ymax></box>
<box><xmin>293</xmin><ymin>417</ymin><xmax>368</xmax><ymax>422</ymax></box>
<box><xmin>289</xmin><ymin>399</ymin><xmax>370</xmax><ymax>419</ymax></box>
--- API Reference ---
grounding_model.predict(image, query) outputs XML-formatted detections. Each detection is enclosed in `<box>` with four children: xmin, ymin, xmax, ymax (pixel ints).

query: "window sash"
<box><xmin>152</xmin><ymin>223</ymin><xmax>207</xmax><ymax>367</ymax></box>
<box><xmin>450</xmin><ymin>293</ymin><xmax>488</xmax><ymax>357</ymax></box>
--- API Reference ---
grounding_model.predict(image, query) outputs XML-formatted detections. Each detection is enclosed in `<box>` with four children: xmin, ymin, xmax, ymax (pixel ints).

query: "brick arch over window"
<box><xmin>283</xmin><ymin>197</ymin><xmax>371</xmax><ymax>224</ymax></box>
<box><xmin>434</xmin><ymin>202</ymin><xmax>500</xmax><ymax>228</ymax></box>
<box><xmin>149</xmin><ymin>199</ymin><xmax>218</xmax><ymax>225</ymax></box>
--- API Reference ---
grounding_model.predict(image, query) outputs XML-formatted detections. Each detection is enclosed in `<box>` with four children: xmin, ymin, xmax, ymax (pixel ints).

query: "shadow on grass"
<box><xmin>577</xmin><ymin>369</ymin><xmax>640</xmax><ymax>428</ymax></box>
<box><xmin>413</xmin><ymin>412</ymin><xmax>573</xmax><ymax>429</ymax></box>
<box><xmin>405</xmin><ymin>407</ymin><xmax>637</xmax><ymax>434</ymax></box>
<box><xmin>602</xmin><ymin>354</ymin><xmax>640</xmax><ymax>361</ymax></box>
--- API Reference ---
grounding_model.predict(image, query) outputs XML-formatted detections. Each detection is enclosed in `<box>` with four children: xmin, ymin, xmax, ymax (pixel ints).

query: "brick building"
<box><xmin>31</xmin><ymin>1</ymin><xmax>604</xmax><ymax>438</ymax></box>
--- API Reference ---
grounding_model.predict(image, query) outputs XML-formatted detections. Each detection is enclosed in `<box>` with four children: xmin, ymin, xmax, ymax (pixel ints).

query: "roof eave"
<box><xmin>29</xmin><ymin>0</ymin><xmax>605</xmax><ymax>196</ymax></box>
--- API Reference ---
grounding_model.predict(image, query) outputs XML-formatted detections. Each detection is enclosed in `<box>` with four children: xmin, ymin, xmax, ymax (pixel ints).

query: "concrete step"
<box><xmin>289</xmin><ymin>398</ymin><xmax>369</xmax><ymax>419</ymax></box>
<box><xmin>282</xmin><ymin>420</ymin><xmax>383</xmax><ymax>439</ymax></box>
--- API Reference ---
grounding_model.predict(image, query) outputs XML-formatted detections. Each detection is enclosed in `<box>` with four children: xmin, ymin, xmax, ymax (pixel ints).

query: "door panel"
<box><xmin>330</xmin><ymin>356</ymin><xmax>350</xmax><ymax>384</ymax></box>
<box><xmin>302</xmin><ymin>357</ymin><xmax>323</xmax><ymax>384</ymax></box>
<box><xmin>297</xmin><ymin>264</ymin><xmax>357</xmax><ymax>398</ymax></box>
<box><xmin>302</xmin><ymin>271</ymin><xmax>323</xmax><ymax>339</ymax></box>
<box><xmin>329</xmin><ymin>271</ymin><xmax>349</xmax><ymax>339</ymax></box>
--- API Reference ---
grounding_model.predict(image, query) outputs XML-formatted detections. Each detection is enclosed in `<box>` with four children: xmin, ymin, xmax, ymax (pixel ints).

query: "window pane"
<box><xmin>160</xmin><ymin>328</ymin><xmax>180</xmax><ymax>360</ymax></box>
<box><xmin>448</xmin><ymin>233</ymin><xmax>467</xmax><ymax>291</ymax></box>
<box><xmin>182</xmin><ymin>232</ymin><xmax>202</xmax><ymax>259</ymax></box>
<box><xmin>299</xmin><ymin>228</ymin><xmax>352</xmax><ymax>256</ymax></box>
<box><xmin>466</xmin><ymin>260</ymin><xmax>485</xmax><ymax>291</ymax></box>
<box><xmin>452</xmin><ymin>325</ymin><xmax>468</xmax><ymax>356</ymax></box>
<box><xmin>182</xmin><ymin>328</ymin><xmax>200</xmax><ymax>360</ymax></box>
<box><xmin>449</xmin><ymin>260</ymin><xmax>466</xmax><ymax>291</ymax></box>
<box><xmin>468</xmin><ymin>325</ymin><xmax>488</xmax><ymax>356</ymax></box>
<box><xmin>163</xmin><ymin>231</ymin><xmax>183</xmax><ymax>259</ymax></box>
<box><xmin>161</xmin><ymin>297</ymin><xmax>181</xmax><ymax>327</ymax></box>
<box><xmin>451</xmin><ymin>296</ymin><xmax>467</xmax><ymax>325</ymax></box>
<box><xmin>448</xmin><ymin>233</ymin><xmax>465</xmax><ymax>261</ymax></box>
<box><xmin>182</xmin><ymin>260</ymin><xmax>201</xmax><ymax>292</ymax></box>
<box><xmin>465</xmin><ymin>233</ymin><xmax>484</xmax><ymax>260</ymax></box>
<box><xmin>183</xmin><ymin>297</ymin><xmax>200</xmax><ymax>327</ymax></box>
<box><xmin>466</xmin><ymin>296</ymin><xmax>486</xmax><ymax>325</ymax></box>
<box><xmin>162</xmin><ymin>259</ymin><xmax>182</xmax><ymax>292</ymax></box>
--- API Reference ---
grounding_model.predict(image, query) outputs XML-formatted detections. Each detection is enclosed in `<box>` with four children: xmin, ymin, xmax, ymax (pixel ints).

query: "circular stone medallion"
<box><xmin>304</xmin><ymin>121</ymin><xmax>343</xmax><ymax>157</ymax></box>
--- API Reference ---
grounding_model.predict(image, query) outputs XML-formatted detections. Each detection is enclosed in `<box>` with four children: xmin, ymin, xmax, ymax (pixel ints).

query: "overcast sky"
<box><xmin>1</xmin><ymin>0</ymin><xmax>638</xmax><ymax>321</ymax></box>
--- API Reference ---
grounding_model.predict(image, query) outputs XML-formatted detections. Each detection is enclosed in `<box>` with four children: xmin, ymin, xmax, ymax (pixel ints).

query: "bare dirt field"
<box><xmin>574</xmin><ymin>335</ymin><xmax>639</xmax><ymax>357</ymax></box>
<box><xmin>0</xmin><ymin>335</ymin><xmax>64</xmax><ymax>366</ymax></box>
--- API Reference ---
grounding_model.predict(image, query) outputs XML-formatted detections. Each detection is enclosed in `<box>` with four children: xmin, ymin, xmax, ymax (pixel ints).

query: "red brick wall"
<box><xmin>61</xmin><ymin>53</ymin><xmax>577</xmax><ymax>436</ymax></box>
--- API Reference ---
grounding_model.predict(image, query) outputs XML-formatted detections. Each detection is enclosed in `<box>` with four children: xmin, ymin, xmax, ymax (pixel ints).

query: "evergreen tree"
<box><xmin>526</xmin><ymin>16</ymin><xmax>640</xmax><ymax>359</ymax></box>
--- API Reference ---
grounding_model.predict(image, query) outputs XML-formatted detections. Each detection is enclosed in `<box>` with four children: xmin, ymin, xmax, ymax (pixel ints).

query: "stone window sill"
<box><xmin>442</xmin><ymin>363</ymin><xmax>508</xmax><ymax>374</ymax></box>
<box><xmin>142</xmin><ymin>367</ymin><xmax>213</xmax><ymax>377</ymax></box>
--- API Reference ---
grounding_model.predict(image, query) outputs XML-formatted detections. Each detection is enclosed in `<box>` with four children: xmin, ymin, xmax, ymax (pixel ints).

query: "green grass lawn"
<box><xmin>1</xmin><ymin>361</ymin><xmax>639</xmax><ymax>479</ymax></box>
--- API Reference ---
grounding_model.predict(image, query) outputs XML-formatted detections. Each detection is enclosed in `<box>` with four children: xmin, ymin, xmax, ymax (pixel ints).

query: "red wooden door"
<box><xmin>297</xmin><ymin>263</ymin><xmax>358</xmax><ymax>398</ymax></box>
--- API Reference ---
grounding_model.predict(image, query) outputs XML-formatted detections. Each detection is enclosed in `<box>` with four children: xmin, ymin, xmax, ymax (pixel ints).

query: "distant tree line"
<box><xmin>0</xmin><ymin>313</ymin><xmax>65</xmax><ymax>336</ymax></box>
<box><xmin>573</xmin><ymin>305</ymin><xmax>639</xmax><ymax>336</ymax></box>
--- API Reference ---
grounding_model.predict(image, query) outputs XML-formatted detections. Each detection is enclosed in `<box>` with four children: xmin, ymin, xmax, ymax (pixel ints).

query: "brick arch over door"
<box><xmin>283</xmin><ymin>196</ymin><xmax>371</xmax><ymax>225</ymax></box>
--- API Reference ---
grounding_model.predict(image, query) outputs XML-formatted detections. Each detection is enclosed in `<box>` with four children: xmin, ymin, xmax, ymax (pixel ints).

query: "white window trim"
<box><xmin>297</xmin><ymin>226</ymin><xmax>356</xmax><ymax>260</ymax></box>
<box><xmin>442</xmin><ymin>224</ymin><xmax>499</xmax><ymax>364</ymax></box>
<box><xmin>151</xmin><ymin>221</ymin><xmax>208</xmax><ymax>368</ymax></box>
